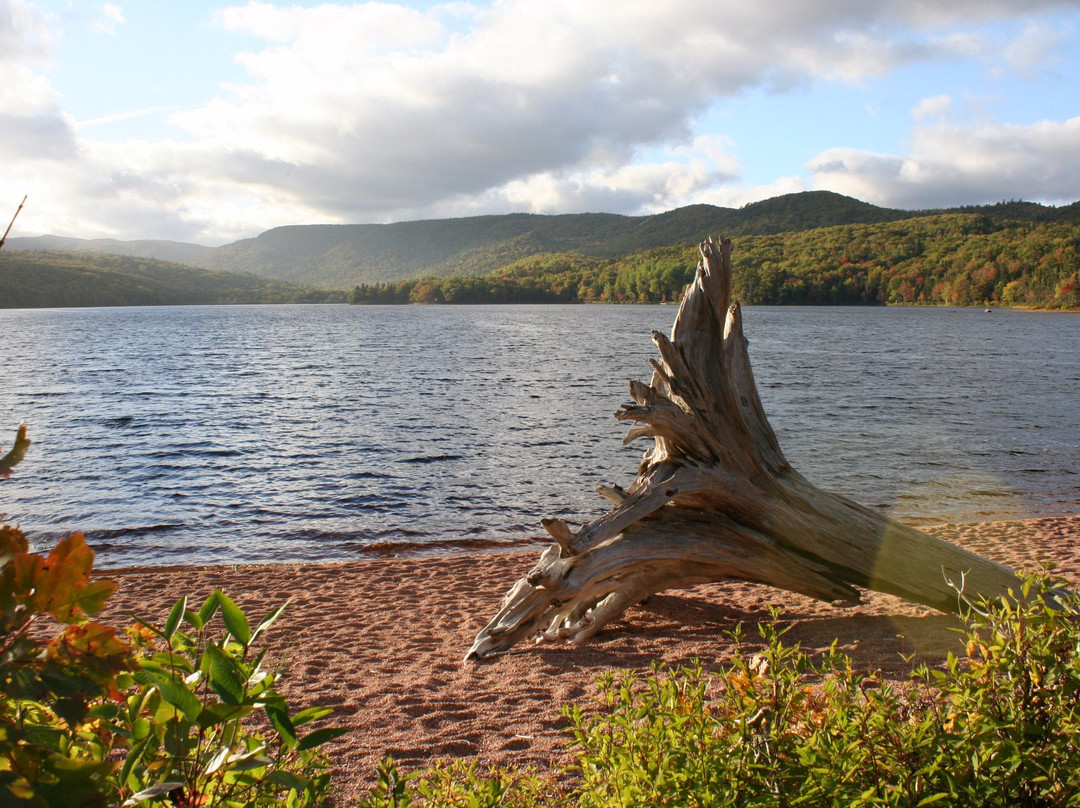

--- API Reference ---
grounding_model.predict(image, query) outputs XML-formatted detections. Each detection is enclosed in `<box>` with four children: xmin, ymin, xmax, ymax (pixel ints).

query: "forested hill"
<box><xmin>5</xmin><ymin>234</ymin><xmax>210</xmax><ymax>265</ymax></box>
<box><xmin>6</xmin><ymin>191</ymin><xmax>1078</xmax><ymax>309</ymax></box>
<box><xmin>193</xmin><ymin>191</ymin><xmax>1080</xmax><ymax>289</ymax></box>
<box><xmin>0</xmin><ymin>251</ymin><xmax>346</xmax><ymax>308</ymax></box>
<box><xmin>349</xmin><ymin>214</ymin><xmax>1080</xmax><ymax>310</ymax></box>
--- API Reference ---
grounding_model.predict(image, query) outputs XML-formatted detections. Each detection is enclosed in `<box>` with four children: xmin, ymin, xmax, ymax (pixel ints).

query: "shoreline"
<box><xmin>90</xmin><ymin>508</ymin><xmax>1080</xmax><ymax>575</ymax></box>
<box><xmin>98</xmin><ymin>514</ymin><xmax>1080</xmax><ymax>801</ymax></box>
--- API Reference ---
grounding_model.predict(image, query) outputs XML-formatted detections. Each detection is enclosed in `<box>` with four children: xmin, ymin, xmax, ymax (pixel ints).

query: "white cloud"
<box><xmin>0</xmin><ymin>3</ymin><xmax>76</xmax><ymax>165</ymax></box>
<box><xmin>3</xmin><ymin>0</ymin><xmax>1080</xmax><ymax>243</ymax></box>
<box><xmin>911</xmin><ymin>94</ymin><xmax>953</xmax><ymax>123</ymax></box>
<box><xmin>1003</xmin><ymin>20</ymin><xmax>1072</xmax><ymax>76</ymax></box>
<box><xmin>809</xmin><ymin>116</ymin><xmax>1080</xmax><ymax>208</ymax></box>
<box><xmin>174</xmin><ymin>0</ymin><xmax>992</xmax><ymax>229</ymax></box>
<box><xmin>682</xmin><ymin>176</ymin><xmax>809</xmax><ymax>211</ymax></box>
<box><xmin>0</xmin><ymin>0</ymin><xmax>52</xmax><ymax>61</ymax></box>
<box><xmin>90</xmin><ymin>3</ymin><xmax>126</xmax><ymax>36</ymax></box>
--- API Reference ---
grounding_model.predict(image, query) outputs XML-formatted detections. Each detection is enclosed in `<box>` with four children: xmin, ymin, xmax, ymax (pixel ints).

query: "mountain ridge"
<box><xmin>4</xmin><ymin>234</ymin><xmax>211</xmax><ymax>265</ymax></box>
<box><xmin>190</xmin><ymin>191</ymin><xmax>1080</xmax><ymax>289</ymax></box>
<box><xmin>7</xmin><ymin>191</ymin><xmax>1080</xmax><ymax>290</ymax></box>
<box><xmin>0</xmin><ymin>250</ymin><xmax>345</xmax><ymax>308</ymax></box>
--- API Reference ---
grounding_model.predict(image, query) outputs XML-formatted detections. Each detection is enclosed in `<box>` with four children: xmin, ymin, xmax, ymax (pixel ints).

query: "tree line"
<box><xmin>350</xmin><ymin>214</ymin><xmax>1080</xmax><ymax>309</ymax></box>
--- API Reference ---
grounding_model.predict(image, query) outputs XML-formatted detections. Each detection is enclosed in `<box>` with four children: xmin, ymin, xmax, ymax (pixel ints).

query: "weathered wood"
<box><xmin>466</xmin><ymin>236</ymin><xmax>1021</xmax><ymax>660</ymax></box>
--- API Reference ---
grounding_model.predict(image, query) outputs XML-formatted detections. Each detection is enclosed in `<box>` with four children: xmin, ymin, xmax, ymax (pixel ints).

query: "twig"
<box><xmin>0</xmin><ymin>195</ymin><xmax>28</xmax><ymax>251</ymax></box>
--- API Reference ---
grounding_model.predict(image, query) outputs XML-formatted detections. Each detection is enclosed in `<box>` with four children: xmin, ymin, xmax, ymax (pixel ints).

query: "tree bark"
<box><xmin>466</xmin><ymin>237</ymin><xmax>1020</xmax><ymax>660</ymax></box>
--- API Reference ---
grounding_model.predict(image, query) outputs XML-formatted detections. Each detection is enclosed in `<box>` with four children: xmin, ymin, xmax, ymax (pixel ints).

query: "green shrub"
<box><xmin>0</xmin><ymin>531</ymin><xmax>345</xmax><ymax>808</ymax></box>
<box><xmin>567</xmin><ymin>577</ymin><xmax>1080</xmax><ymax>807</ymax></box>
<box><xmin>104</xmin><ymin>588</ymin><xmax>348</xmax><ymax>807</ymax></box>
<box><xmin>366</xmin><ymin>574</ymin><xmax>1080</xmax><ymax>808</ymax></box>
<box><xmin>358</xmin><ymin>757</ymin><xmax>558</xmax><ymax>808</ymax></box>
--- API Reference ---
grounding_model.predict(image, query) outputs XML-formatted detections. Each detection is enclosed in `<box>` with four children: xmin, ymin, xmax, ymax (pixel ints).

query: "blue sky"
<box><xmin>3</xmin><ymin>0</ymin><xmax>1079</xmax><ymax>245</ymax></box>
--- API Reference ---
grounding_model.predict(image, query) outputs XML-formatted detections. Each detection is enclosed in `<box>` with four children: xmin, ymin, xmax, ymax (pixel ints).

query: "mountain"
<box><xmin>188</xmin><ymin>192</ymin><xmax>910</xmax><ymax>288</ymax></box>
<box><xmin>191</xmin><ymin>191</ymin><xmax>1080</xmax><ymax>289</ymax></box>
<box><xmin>191</xmin><ymin>212</ymin><xmax>639</xmax><ymax>289</ymax></box>
<box><xmin>4</xmin><ymin>234</ymin><xmax>211</xmax><ymax>265</ymax></box>
<box><xmin>10</xmin><ymin>191</ymin><xmax>1079</xmax><ymax>293</ymax></box>
<box><xmin>0</xmin><ymin>250</ymin><xmax>346</xmax><ymax>308</ymax></box>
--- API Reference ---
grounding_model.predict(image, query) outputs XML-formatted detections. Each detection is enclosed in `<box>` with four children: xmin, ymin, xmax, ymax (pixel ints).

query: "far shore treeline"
<box><xmin>3</xmin><ymin>191</ymin><xmax>1078</xmax><ymax>309</ymax></box>
<box><xmin>350</xmin><ymin>214</ymin><xmax>1080</xmax><ymax>309</ymax></box>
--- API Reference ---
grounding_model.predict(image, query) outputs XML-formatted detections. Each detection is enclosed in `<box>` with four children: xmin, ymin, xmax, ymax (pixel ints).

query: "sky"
<box><xmin>2</xmin><ymin>0</ymin><xmax>1080</xmax><ymax>246</ymax></box>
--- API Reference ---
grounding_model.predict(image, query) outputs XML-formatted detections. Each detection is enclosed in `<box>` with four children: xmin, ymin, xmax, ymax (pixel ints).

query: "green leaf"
<box><xmin>136</xmin><ymin>670</ymin><xmax>202</xmax><ymax>722</ymax></box>
<box><xmin>202</xmin><ymin>745</ymin><xmax>231</xmax><ymax>776</ymax></box>
<box><xmin>218</xmin><ymin>591</ymin><xmax>251</xmax><ymax>646</ymax></box>
<box><xmin>119</xmin><ymin>735</ymin><xmax>152</xmax><ymax>791</ymax></box>
<box><xmin>122</xmin><ymin>781</ymin><xmax>187</xmax><ymax>805</ymax></box>
<box><xmin>297</xmin><ymin>726</ymin><xmax>351</xmax><ymax>751</ymax></box>
<box><xmin>266</xmin><ymin>770</ymin><xmax>309</xmax><ymax>790</ymax></box>
<box><xmin>146</xmin><ymin>651</ymin><xmax>194</xmax><ymax>675</ymax></box>
<box><xmin>195</xmin><ymin>702</ymin><xmax>252</xmax><ymax>728</ymax></box>
<box><xmin>183</xmin><ymin>608</ymin><xmax>204</xmax><ymax>631</ymax></box>
<box><xmin>30</xmin><ymin>757</ymin><xmax>117</xmax><ymax>808</ymax></box>
<box><xmin>917</xmin><ymin>794</ymin><xmax>954</xmax><ymax>806</ymax></box>
<box><xmin>204</xmin><ymin>643</ymin><xmax>246</xmax><ymax>706</ymax></box>
<box><xmin>264</xmin><ymin>699</ymin><xmax>298</xmax><ymax>749</ymax></box>
<box><xmin>292</xmin><ymin>705</ymin><xmax>334</xmax><ymax>727</ymax></box>
<box><xmin>228</xmin><ymin>751</ymin><xmax>274</xmax><ymax>773</ymax></box>
<box><xmin>164</xmin><ymin>596</ymin><xmax>186</xmax><ymax>640</ymax></box>
<box><xmin>198</xmin><ymin>590</ymin><xmax>221</xmax><ymax>625</ymax></box>
<box><xmin>250</xmin><ymin>601</ymin><xmax>288</xmax><ymax>645</ymax></box>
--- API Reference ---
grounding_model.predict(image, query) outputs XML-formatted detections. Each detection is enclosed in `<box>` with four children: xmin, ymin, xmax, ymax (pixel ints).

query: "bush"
<box><xmin>106</xmin><ymin>589</ymin><xmax>348</xmax><ymax>807</ymax></box>
<box><xmin>0</xmin><ymin>530</ymin><xmax>346</xmax><ymax>808</ymax></box>
<box><xmin>567</xmin><ymin>578</ymin><xmax>1080</xmax><ymax>807</ymax></box>
<box><xmin>367</xmin><ymin>574</ymin><xmax>1080</xmax><ymax>807</ymax></box>
<box><xmin>358</xmin><ymin>757</ymin><xmax>558</xmax><ymax>808</ymax></box>
<box><xmin>0</xmin><ymin>526</ymin><xmax>132</xmax><ymax>808</ymax></box>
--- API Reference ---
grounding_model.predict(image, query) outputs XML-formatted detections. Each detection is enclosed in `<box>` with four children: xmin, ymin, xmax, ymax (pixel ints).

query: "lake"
<box><xmin>1</xmin><ymin>304</ymin><xmax>1077</xmax><ymax>569</ymax></box>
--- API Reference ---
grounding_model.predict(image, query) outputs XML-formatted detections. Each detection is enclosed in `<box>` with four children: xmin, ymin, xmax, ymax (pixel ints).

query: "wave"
<box><xmin>399</xmin><ymin>454</ymin><xmax>465</xmax><ymax>464</ymax></box>
<box><xmin>346</xmin><ymin>535</ymin><xmax>545</xmax><ymax>557</ymax></box>
<box><xmin>85</xmin><ymin>523</ymin><xmax>186</xmax><ymax>540</ymax></box>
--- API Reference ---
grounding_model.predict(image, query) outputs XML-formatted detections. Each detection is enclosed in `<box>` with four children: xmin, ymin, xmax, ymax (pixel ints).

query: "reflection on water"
<box><xmin>1</xmin><ymin>304</ymin><xmax>1077</xmax><ymax>568</ymax></box>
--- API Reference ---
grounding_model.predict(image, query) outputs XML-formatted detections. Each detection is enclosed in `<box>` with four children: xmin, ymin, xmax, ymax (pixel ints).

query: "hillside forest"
<box><xmin>2</xmin><ymin>192</ymin><xmax>1079</xmax><ymax>309</ymax></box>
<box><xmin>349</xmin><ymin>214</ymin><xmax>1080</xmax><ymax>309</ymax></box>
<box><xmin>0</xmin><ymin>251</ymin><xmax>347</xmax><ymax>307</ymax></box>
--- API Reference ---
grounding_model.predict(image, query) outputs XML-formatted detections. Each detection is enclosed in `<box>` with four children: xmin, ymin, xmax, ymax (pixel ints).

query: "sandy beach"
<box><xmin>98</xmin><ymin>515</ymin><xmax>1080</xmax><ymax>802</ymax></box>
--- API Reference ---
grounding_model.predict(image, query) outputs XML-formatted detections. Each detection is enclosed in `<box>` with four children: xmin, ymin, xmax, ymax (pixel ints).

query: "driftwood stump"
<box><xmin>466</xmin><ymin>236</ymin><xmax>1020</xmax><ymax>660</ymax></box>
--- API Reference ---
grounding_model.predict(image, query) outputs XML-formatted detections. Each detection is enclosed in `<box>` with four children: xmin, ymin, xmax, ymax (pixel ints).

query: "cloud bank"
<box><xmin>2</xmin><ymin>0</ymin><xmax>1078</xmax><ymax>243</ymax></box>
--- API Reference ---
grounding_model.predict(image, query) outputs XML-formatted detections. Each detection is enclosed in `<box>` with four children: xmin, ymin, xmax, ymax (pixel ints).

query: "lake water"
<box><xmin>1</xmin><ymin>304</ymin><xmax>1076</xmax><ymax>569</ymax></box>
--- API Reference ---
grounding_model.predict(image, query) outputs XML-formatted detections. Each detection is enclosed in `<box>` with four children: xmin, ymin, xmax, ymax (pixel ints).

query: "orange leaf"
<box><xmin>31</xmin><ymin>533</ymin><xmax>111</xmax><ymax>623</ymax></box>
<box><xmin>0</xmin><ymin>424</ymin><xmax>31</xmax><ymax>478</ymax></box>
<box><xmin>49</xmin><ymin>621</ymin><xmax>133</xmax><ymax>679</ymax></box>
<box><xmin>0</xmin><ymin>522</ymin><xmax>29</xmax><ymax>562</ymax></box>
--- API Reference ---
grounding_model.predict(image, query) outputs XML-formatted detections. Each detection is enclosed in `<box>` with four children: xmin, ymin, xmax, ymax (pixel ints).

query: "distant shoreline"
<box><xmin>7</xmin><ymin>299</ymin><xmax>1077</xmax><ymax>311</ymax></box>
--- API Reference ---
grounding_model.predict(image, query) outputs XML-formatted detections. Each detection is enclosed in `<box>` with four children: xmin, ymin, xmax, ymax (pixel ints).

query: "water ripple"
<box><xmin>1</xmin><ymin>303</ymin><xmax>1077</xmax><ymax>568</ymax></box>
